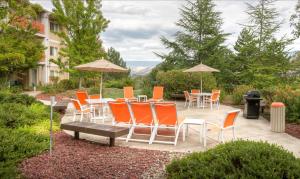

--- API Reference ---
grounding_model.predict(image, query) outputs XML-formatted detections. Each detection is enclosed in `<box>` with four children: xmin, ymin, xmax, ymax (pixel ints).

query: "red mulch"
<box><xmin>36</xmin><ymin>93</ymin><xmax>69</xmax><ymax>102</ymax></box>
<box><xmin>286</xmin><ymin>123</ymin><xmax>300</xmax><ymax>139</ymax></box>
<box><xmin>19</xmin><ymin>132</ymin><xmax>171</xmax><ymax>179</ymax></box>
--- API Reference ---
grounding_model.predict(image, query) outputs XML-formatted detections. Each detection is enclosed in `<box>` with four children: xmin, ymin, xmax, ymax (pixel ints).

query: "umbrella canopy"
<box><xmin>183</xmin><ymin>63</ymin><xmax>220</xmax><ymax>73</ymax></box>
<box><xmin>183</xmin><ymin>63</ymin><xmax>219</xmax><ymax>92</ymax></box>
<box><xmin>74</xmin><ymin>59</ymin><xmax>128</xmax><ymax>73</ymax></box>
<box><xmin>74</xmin><ymin>59</ymin><xmax>128</xmax><ymax>97</ymax></box>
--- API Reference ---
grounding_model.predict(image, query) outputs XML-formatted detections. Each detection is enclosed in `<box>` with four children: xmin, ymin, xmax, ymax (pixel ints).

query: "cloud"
<box><xmin>31</xmin><ymin>0</ymin><xmax>299</xmax><ymax>61</ymax></box>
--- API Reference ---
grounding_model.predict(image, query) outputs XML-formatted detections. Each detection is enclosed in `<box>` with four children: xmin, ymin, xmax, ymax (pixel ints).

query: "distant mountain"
<box><xmin>126</xmin><ymin>60</ymin><xmax>161</xmax><ymax>76</ymax></box>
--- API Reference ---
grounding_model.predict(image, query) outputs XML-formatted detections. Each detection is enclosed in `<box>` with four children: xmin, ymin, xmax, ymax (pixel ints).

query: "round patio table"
<box><xmin>85</xmin><ymin>98</ymin><xmax>115</xmax><ymax>122</ymax></box>
<box><xmin>191</xmin><ymin>92</ymin><xmax>212</xmax><ymax>109</ymax></box>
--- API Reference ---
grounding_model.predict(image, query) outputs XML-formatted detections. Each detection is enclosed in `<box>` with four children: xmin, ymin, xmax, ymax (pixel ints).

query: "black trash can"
<box><xmin>243</xmin><ymin>91</ymin><xmax>262</xmax><ymax>119</ymax></box>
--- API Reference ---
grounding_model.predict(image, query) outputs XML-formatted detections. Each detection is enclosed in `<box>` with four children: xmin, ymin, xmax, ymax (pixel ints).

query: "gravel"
<box><xmin>19</xmin><ymin>132</ymin><xmax>180</xmax><ymax>179</ymax></box>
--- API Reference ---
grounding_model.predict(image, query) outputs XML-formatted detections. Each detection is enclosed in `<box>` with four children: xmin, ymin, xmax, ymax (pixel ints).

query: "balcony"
<box><xmin>12</xmin><ymin>17</ymin><xmax>45</xmax><ymax>34</ymax></box>
<box><xmin>32</xmin><ymin>20</ymin><xmax>45</xmax><ymax>34</ymax></box>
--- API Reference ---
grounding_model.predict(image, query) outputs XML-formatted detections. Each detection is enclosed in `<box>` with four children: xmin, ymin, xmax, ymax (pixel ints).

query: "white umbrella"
<box><xmin>183</xmin><ymin>63</ymin><xmax>219</xmax><ymax>92</ymax></box>
<box><xmin>74</xmin><ymin>59</ymin><xmax>128</xmax><ymax>97</ymax></box>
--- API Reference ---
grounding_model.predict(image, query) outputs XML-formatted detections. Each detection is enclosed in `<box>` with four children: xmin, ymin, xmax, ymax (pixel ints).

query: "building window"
<box><xmin>50</xmin><ymin>46</ymin><xmax>58</xmax><ymax>56</ymax></box>
<box><xmin>50</xmin><ymin>70</ymin><xmax>55</xmax><ymax>77</ymax></box>
<box><xmin>50</xmin><ymin>22</ymin><xmax>60</xmax><ymax>32</ymax></box>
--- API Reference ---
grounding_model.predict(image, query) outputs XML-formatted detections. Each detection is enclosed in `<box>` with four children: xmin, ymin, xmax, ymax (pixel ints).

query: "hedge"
<box><xmin>167</xmin><ymin>140</ymin><xmax>300</xmax><ymax>178</ymax></box>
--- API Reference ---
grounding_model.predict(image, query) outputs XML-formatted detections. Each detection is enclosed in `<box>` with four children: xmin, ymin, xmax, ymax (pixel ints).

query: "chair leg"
<box><xmin>210</xmin><ymin>101</ymin><xmax>213</xmax><ymax>110</ymax></box>
<box><xmin>203</xmin><ymin>123</ymin><xmax>207</xmax><ymax>147</ymax></box>
<box><xmin>73</xmin><ymin>111</ymin><xmax>76</xmax><ymax>121</ymax></box>
<box><xmin>174</xmin><ymin>125</ymin><xmax>181</xmax><ymax>146</ymax></box>
<box><xmin>126</xmin><ymin>126</ymin><xmax>135</xmax><ymax>142</ymax></box>
<box><xmin>221</xmin><ymin>130</ymin><xmax>224</xmax><ymax>143</ymax></box>
<box><xmin>233</xmin><ymin>127</ymin><xmax>236</xmax><ymax>140</ymax></box>
<box><xmin>184</xmin><ymin>100</ymin><xmax>187</xmax><ymax>107</ymax></box>
<box><xmin>149</xmin><ymin>126</ymin><xmax>158</xmax><ymax>144</ymax></box>
<box><xmin>80</xmin><ymin>112</ymin><xmax>83</xmax><ymax>122</ymax></box>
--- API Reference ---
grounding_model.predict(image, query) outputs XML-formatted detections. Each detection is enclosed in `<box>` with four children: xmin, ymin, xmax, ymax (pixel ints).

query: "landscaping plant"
<box><xmin>167</xmin><ymin>140</ymin><xmax>300</xmax><ymax>178</ymax></box>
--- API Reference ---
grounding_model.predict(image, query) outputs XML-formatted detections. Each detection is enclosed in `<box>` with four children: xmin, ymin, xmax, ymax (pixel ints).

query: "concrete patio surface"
<box><xmin>61</xmin><ymin>101</ymin><xmax>300</xmax><ymax>157</ymax></box>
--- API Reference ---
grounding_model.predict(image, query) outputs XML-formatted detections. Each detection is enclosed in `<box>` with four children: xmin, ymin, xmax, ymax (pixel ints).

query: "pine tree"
<box><xmin>290</xmin><ymin>0</ymin><xmax>300</xmax><ymax>38</ymax></box>
<box><xmin>157</xmin><ymin>0</ymin><xmax>228</xmax><ymax>68</ymax></box>
<box><xmin>233</xmin><ymin>0</ymin><xmax>291</xmax><ymax>89</ymax></box>
<box><xmin>105</xmin><ymin>47</ymin><xmax>129</xmax><ymax>79</ymax></box>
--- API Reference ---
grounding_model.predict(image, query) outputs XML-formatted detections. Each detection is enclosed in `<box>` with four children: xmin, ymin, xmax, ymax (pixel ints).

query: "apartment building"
<box><xmin>12</xmin><ymin>10</ymin><xmax>69</xmax><ymax>88</ymax></box>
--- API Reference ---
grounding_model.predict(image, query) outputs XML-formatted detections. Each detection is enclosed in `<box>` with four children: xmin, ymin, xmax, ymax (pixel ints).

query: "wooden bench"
<box><xmin>60</xmin><ymin>122</ymin><xmax>129</xmax><ymax>147</ymax></box>
<box><xmin>53</xmin><ymin>100</ymin><xmax>69</xmax><ymax>114</ymax></box>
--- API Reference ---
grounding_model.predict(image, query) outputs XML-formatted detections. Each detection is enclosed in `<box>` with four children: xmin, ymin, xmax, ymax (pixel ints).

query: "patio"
<box><xmin>61</xmin><ymin>101</ymin><xmax>300</xmax><ymax>157</ymax></box>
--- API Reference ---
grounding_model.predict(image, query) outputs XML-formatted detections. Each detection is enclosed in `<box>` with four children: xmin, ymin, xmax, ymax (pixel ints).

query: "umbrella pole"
<box><xmin>100</xmin><ymin>73</ymin><xmax>103</xmax><ymax>99</ymax></box>
<box><xmin>201</xmin><ymin>73</ymin><xmax>203</xmax><ymax>93</ymax></box>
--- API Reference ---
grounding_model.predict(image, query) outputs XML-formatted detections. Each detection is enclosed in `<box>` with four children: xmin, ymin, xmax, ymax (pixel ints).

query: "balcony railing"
<box><xmin>12</xmin><ymin>17</ymin><xmax>45</xmax><ymax>34</ymax></box>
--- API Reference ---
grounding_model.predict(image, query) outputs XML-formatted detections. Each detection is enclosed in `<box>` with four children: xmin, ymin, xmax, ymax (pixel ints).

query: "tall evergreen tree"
<box><xmin>157</xmin><ymin>0</ymin><xmax>228</xmax><ymax>68</ymax></box>
<box><xmin>106</xmin><ymin>47</ymin><xmax>129</xmax><ymax>79</ymax></box>
<box><xmin>233</xmin><ymin>0</ymin><xmax>291</xmax><ymax>88</ymax></box>
<box><xmin>51</xmin><ymin>0</ymin><xmax>109</xmax><ymax>76</ymax></box>
<box><xmin>290</xmin><ymin>0</ymin><xmax>300</xmax><ymax>38</ymax></box>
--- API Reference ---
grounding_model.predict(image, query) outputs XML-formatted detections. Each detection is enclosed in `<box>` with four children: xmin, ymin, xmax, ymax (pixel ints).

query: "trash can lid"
<box><xmin>271</xmin><ymin>102</ymin><xmax>285</xmax><ymax>108</ymax></box>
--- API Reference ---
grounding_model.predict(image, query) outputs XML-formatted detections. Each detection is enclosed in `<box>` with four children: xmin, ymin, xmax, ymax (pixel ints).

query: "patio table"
<box><xmin>191</xmin><ymin>93</ymin><xmax>212</xmax><ymax>109</ymax></box>
<box><xmin>85</xmin><ymin>98</ymin><xmax>115</xmax><ymax>122</ymax></box>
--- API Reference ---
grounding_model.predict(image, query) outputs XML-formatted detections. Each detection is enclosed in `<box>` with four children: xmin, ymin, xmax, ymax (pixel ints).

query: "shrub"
<box><xmin>261</xmin><ymin>85</ymin><xmax>300</xmax><ymax>123</ymax></box>
<box><xmin>105</xmin><ymin>78</ymin><xmax>134</xmax><ymax>89</ymax></box>
<box><xmin>0</xmin><ymin>103</ymin><xmax>58</xmax><ymax>129</ymax></box>
<box><xmin>0</xmin><ymin>91</ymin><xmax>39</xmax><ymax>105</ymax></box>
<box><xmin>0</xmin><ymin>128</ymin><xmax>50</xmax><ymax>178</ymax></box>
<box><xmin>156</xmin><ymin>70</ymin><xmax>217</xmax><ymax>98</ymax></box>
<box><xmin>166</xmin><ymin>140</ymin><xmax>300</xmax><ymax>179</ymax></box>
<box><xmin>232</xmin><ymin>85</ymin><xmax>254</xmax><ymax>105</ymax></box>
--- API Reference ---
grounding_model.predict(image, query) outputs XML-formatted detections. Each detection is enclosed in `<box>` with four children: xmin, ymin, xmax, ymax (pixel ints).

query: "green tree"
<box><xmin>51</xmin><ymin>0</ymin><xmax>109</xmax><ymax>79</ymax></box>
<box><xmin>157</xmin><ymin>0</ymin><xmax>229</xmax><ymax>68</ymax></box>
<box><xmin>233</xmin><ymin>0</ymin><xmax>291</xmax><ymax>89</ymax></box>
<box><xmin>105</xmin><ymin>47</ymin><xmax>129</xmax><ymax>80</ymax></box>
<box><xmin>291</xmin><ymin>0</ymin><xmax>300</xmax><ymax>38</ymax></box>
<box><xmin>0</xmin><ymin>0</ymin><xmax>44</xmax><ymax>84</ymax></box>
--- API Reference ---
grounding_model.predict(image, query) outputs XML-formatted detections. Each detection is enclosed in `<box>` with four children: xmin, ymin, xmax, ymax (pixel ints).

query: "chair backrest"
<box><xmin>124</xmin><ymin>86</ymin><xmax>135</xmax><ymax>99</ymax></box>
<box><xmin>154</xmin><ymin>103</ymin><xmax>178</xmax><ymax>126</ymax></box>
<box><xmin>116</xmin><ymin>98</ymin><xmax>126</xmax><ymax>102</ymax></box>
<box><xmin>130</xmin><ymin>102</ymin><xmax>153</xmax><ymax>125</ymax></box>
<box><xmin>89</xmin><ymin>94</ymin><xmax>100</xmax><ymax>99</ymax></box>
<box><xmin>222</xmin><ymin>110</ymin><xmax>240</xmax><ymax>128</ymax></box>
<box><xmin>71</xmin><ymin>99</ymin><xmax>82</xmax><ymax>111</ymax></box>
<box><xmin>191</xmin><ymin>89</ymin><xmax>200</xmax><ymax>94</ymax></box>
<box><xmin>76</xmin><ymin>91</ymin><xmax>88</xmax><ymax>105</ymax></box>
<box><xmin>212</xmin><ymin>89</ymin><xmax>221</xmax><ymax>94</ymax></box>
<box><xmin>211</xmin><ymin>92</ymin><xmax>220</xmax><ymax>101</ymax></box>
<box><xmin>108</xmin><ymin>102</ymin><xmax>132</xmax><ymax>124</ymax></box>
<box><xmin>152</xmin><ymin>86</ymin><xmax>164</xmax><ymax>100</ymax></box>
<box><xmin>183</xmin><ymin>91</ymin><xmax>190</xmax><ymax>100</ymax></box>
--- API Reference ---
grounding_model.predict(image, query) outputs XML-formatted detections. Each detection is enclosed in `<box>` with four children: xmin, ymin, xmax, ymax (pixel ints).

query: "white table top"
<box><xmin>191</xmin><ymin>92</ymin><xmax>212</xmax><ymax>96</ymax></box>
<box><xmin>85</xmin><ymin>98</ymin><xmax>115</xmax><ymax>104</ymax></box>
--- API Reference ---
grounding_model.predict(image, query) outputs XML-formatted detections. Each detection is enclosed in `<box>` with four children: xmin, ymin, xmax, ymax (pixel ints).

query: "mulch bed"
<box><xmin>36</xmin><ymin>93</ymin><xmax>69</xmax><ymax>102</ymax></box>
<box><xmin>19</xmin><ymin>132</ymin><xmax>173</xmax><ymax>179</ymax></box>
<box><xmin>286</xmin><ymin>123</ymin><xmax>300</xmax><ymax>139</ymax></box>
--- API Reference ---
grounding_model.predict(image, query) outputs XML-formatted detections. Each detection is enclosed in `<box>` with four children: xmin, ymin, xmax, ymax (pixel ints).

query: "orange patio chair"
<box><xmin>127</xmin><ymin>102</ymin><xmax>155</xmax><ymax>144</ymax></box>
<box><xmin>123</xmin><ymin>86</ymin><xmax>137</xmax><ymax>102</ymax></box>
<box><xmin>184</xmin><ymin>91</ymin><xmax>197</xmax><ymax>108</ymax></box>
<box><xmin>191</xmin><ymin>89</ymin><xmax>200</xmax><ymax>94</ymax></box>
<box><xmin>208</xmin><ymin>91</ymin><xmax>220</xmax><ymax>110</ymax></box>
<box><xmin>206</xmin><ymin>110</ymin><xmax>240</xmax><ymax>143</ymax></box>
<box><xmin>149</xmin><ymin>86</ymin><xmax>164</xmax><ymax>102</ymax></box>
<box><xmin>76</xmin><ymin>90</ymin><xmax>89</xmax><ymax>106</ymax></box>
<box><xmin>108</xmin><ymin>101</ymin><xmax>133</xmax><ymax>141</ymax></box>
<box><xmin>71</xmin><ymin>99</ymin><xmax>95</xmax><ymax>122</ymax></box>
<box><xmin>151</xmin><ymin>103</ymin><xmax>182</xmax><ymax>145</ymax></box>
<box><xmin>212</xmin><ymin>89</ymin><xmax>221</xmax><ymax>94</ymax></box>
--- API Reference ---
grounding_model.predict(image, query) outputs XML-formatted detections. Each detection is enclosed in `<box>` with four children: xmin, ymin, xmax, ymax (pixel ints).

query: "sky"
<box><xmin>30</xmin><ymin>0</ymin><xmax>299</xmax><ymax>62</ymax></box>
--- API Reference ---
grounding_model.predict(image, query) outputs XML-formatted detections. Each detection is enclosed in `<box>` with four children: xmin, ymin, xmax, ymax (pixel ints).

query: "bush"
<box><xmin>41</xmin><ymin>79</ymin><xmax>78</xmax><ymax>94</ymax></box>
<box><xmin>105</xmin><ymin>78</ymin><xmax>134</xmax><ymax>89</ymax></box>
<box><xmin>167</xmin><ymin>140</ymin><xmax>300</xmax><ymax>178</ymax></box>
<box><xmin>0</xmin><ymin>128</ymin><xmax>50</xmax><ymax>178</ymax></box>
<box><xmin>0</xmin><ymin>103</ymin><xmax>56</xmax><ymax>129</ymax></box>
<box><xmin>156</xmin><ymin>70</ymin><xmax>217</xmax><ymax>98</ymax></box>
<box><xmin>232</xmin><ymin>85</ymin><xmax>254</xmax><ymax>105</ymax></box>
<box><xmin>0</xmin><ymin>91</ymin><xmax>39</xmax><ymax>105</ymax></box>
<box><xmin>261</xmin><ymin>85</ymin><xmax>300</xmax><ymax>123</ymax></box>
